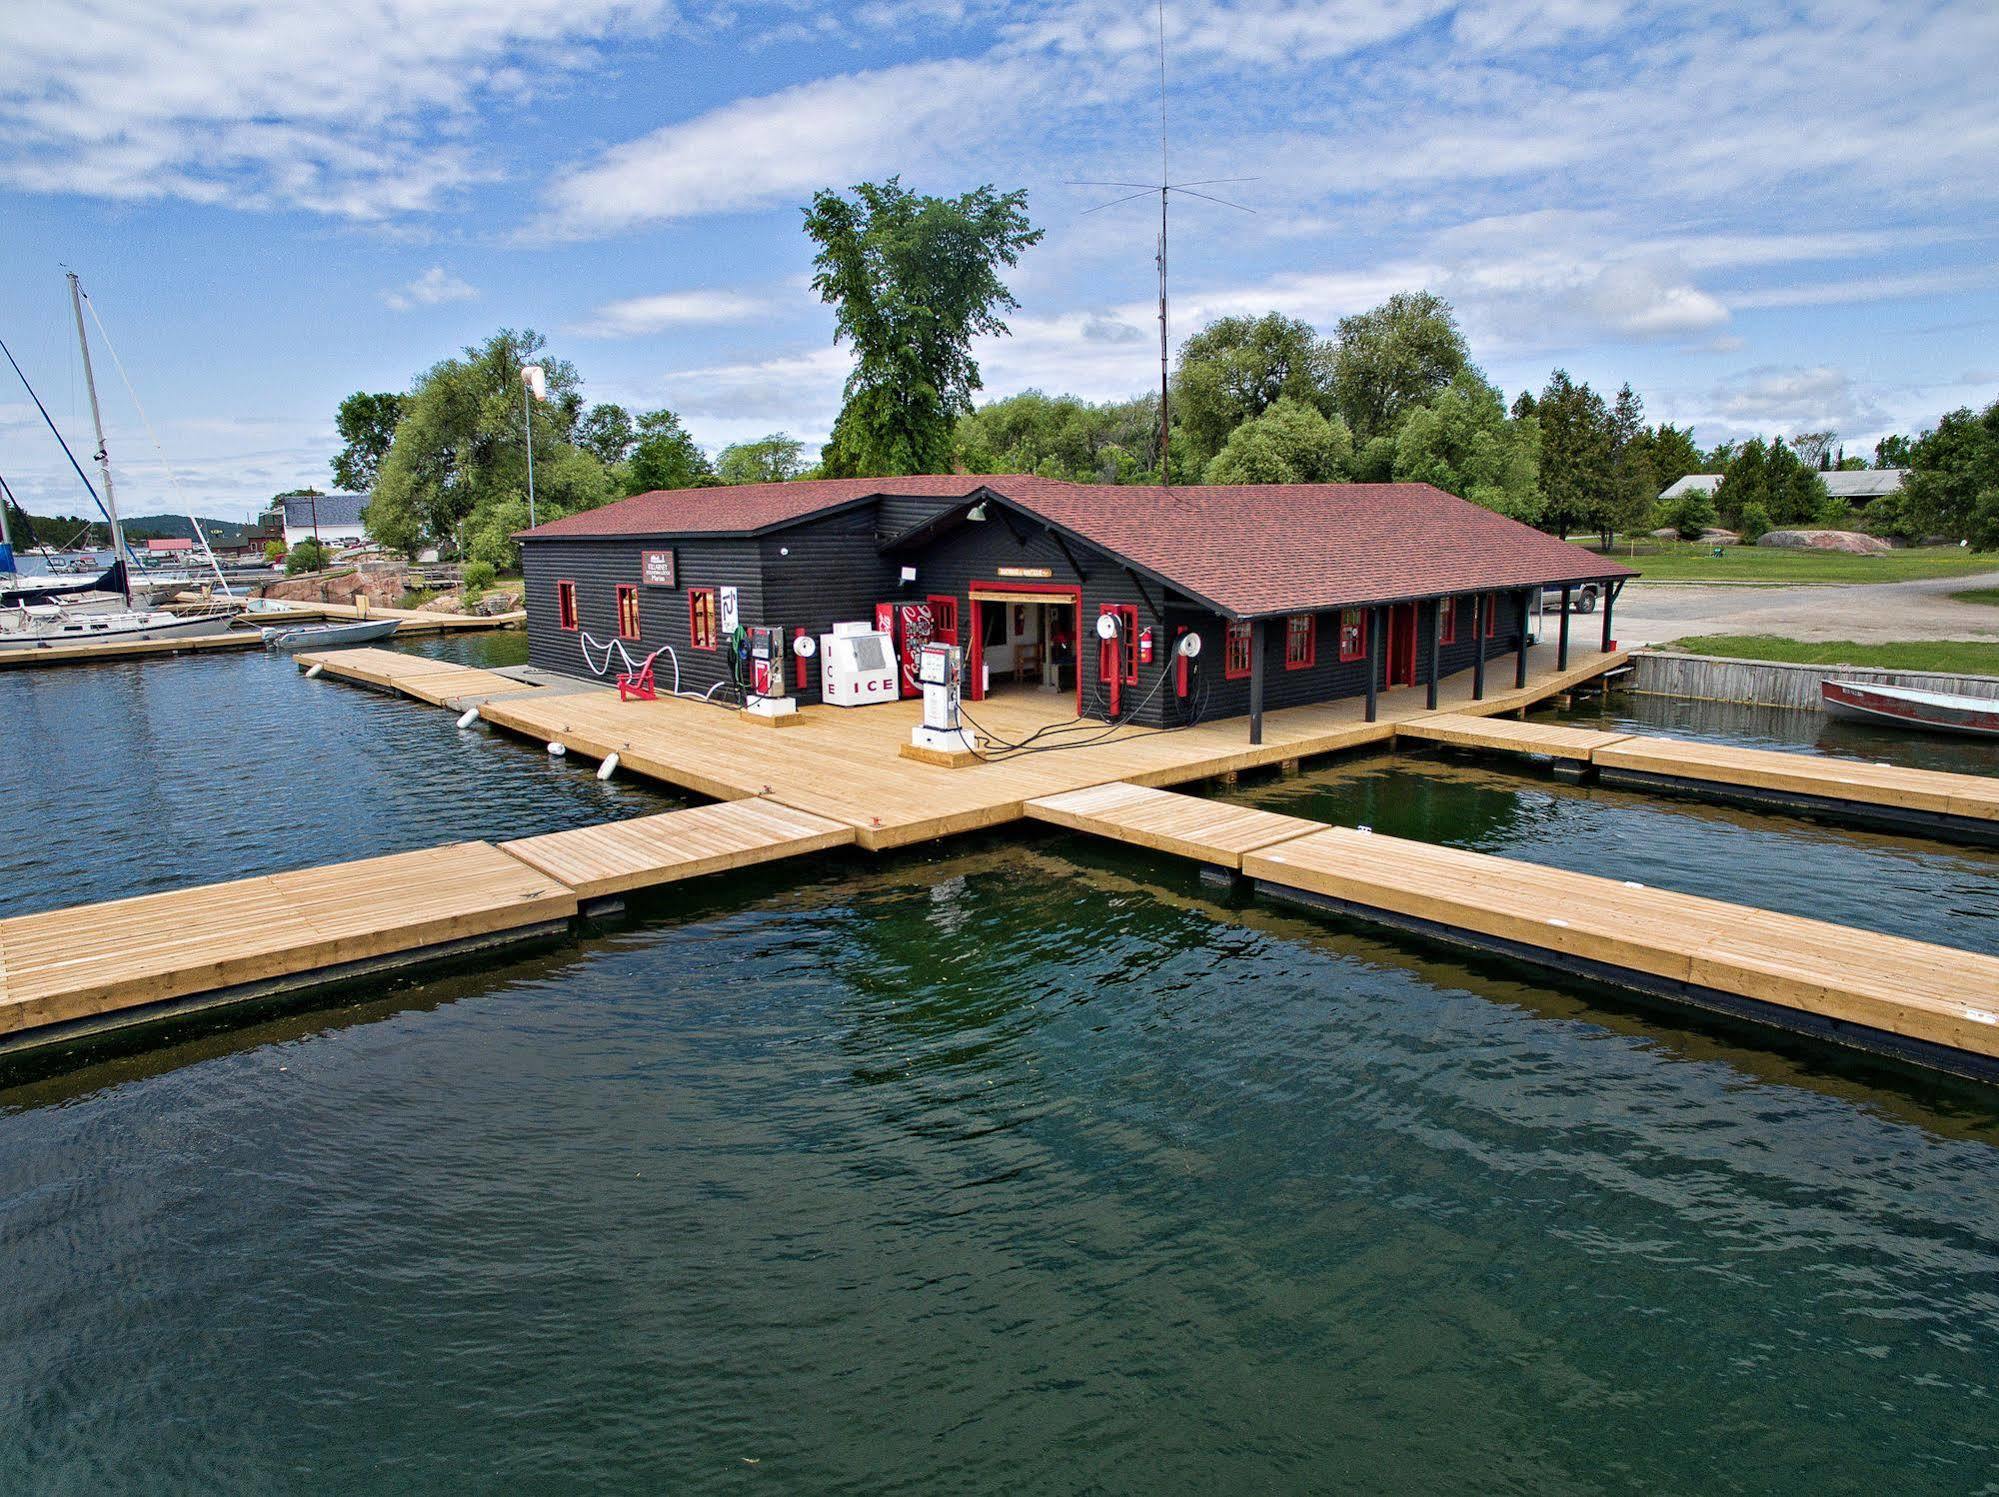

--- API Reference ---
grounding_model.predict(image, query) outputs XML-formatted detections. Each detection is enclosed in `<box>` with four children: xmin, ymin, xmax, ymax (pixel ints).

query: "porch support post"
<box><xmin>1472</xmin><ymin>595</ymin><xmax>1487</xmax><ymax>701</ymax></box>
<box><xmin>1426</xmin><ymin>599</ymin><xmax>1442</xmax><ymax>710</ymax></box>
<box><xmin>1601</xmin><ymin>579</ymin><xmax>1618</xmax><ymax>652</ymax></box>
<box><xmin>1557</xmin><ymin>586</ymin><xmax>1571</xmax><ymax>670</ymax></box>
<box><xmin>1248</xmin><ymin>618</ymin><xmax>1266</xmax><ymax>745</ymax></box>
<box><xmin>1364</xmin><ymin>607</ymin><xmax>1382</xmax><ymax>722</ymax></box>
<box><xmin>1515</xmin><ymin>590</ymin><xmax>1530</xmax><ymax>689</ymax></box>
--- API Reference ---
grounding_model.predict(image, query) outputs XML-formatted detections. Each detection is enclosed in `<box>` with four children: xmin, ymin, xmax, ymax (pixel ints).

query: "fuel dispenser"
<box><xmin>909</xmin><ymin>642</ymin><xmax>975</xmax><ymax>756</ymax></box>
<box><xmin>741</xmin><ymin>624</ymin><xmax>798</xmax><ymax>719</ymax></box>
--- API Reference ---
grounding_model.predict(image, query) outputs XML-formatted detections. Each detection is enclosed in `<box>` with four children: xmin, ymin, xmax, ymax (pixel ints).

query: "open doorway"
<box><xmin>968</xmin><ymin>585</ymin><xmax>1082</xmax><ymax>713</ymax></box>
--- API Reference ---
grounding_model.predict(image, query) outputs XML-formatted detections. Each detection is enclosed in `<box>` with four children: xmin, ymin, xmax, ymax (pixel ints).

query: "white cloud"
<box><xmin>569</xmin><ymin>291</ymin><xmax>768</xmax><ymax>338</ymax></box>
<box><xmin>382</xmin><ymin>267</ymin><xmax>478</xmax><ymax>311</ymax></box>
<box><xmin>1708</xmin><ymin>365</ymin><xmax>1888</xmax><ymax>438</ymax></box>
<box><xmin>0</xmin><ymin>0</ymin><xmax>680</xmax><ymax>218</ymax></box>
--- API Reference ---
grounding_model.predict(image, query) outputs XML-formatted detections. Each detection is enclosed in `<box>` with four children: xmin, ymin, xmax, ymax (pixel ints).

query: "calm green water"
<box><xmin>1</xmin><ymin>652</ymin><xmax>1996</xmax><ymax>1492</ymax></box>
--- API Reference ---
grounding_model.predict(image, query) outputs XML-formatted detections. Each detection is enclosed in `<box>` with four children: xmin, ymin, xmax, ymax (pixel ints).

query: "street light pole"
<box><xmin>523</xmin><ymin>380</ymin><xmax>537</xmax><ymax>530</ymax></box>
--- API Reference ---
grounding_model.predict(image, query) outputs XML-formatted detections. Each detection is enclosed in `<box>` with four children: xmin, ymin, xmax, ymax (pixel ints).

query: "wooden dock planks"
<box><xmin>0</xmin><ymin>842</ymin><xmax>577</xmax><ymax>1042</ymax></box>
<box><xmin>1244</xmin><ymin>826</ymin><xmax>1999</xmax><ymax>1066</ymax></box>
<box><xmin>1396</xmin><ymin>713</ymin><xmax>1633</xmax><ymax>762</ymax></box>
<box><xmin>294</xmin><ymin>647</ymin><xmax>533</xmax><ymax>706</ymax></box>
<box><xmin>1593</xmin><ymin>735</ymin><xmax>1999</xmax><ymax>822</ymax></box>
<box><xmin>1026</xmin><ymin>782</ymin><xmax>1317</xmax><ymax>869</ymax></box>
<box><xmin>501</xmin><ymin>801</ymin><xmax>854</xmax><ymax>900</ymax></box>
<box><xmin>0</xmin><ymin>628</ymin><xmax>263</xmax><ymax>669</ymax></box>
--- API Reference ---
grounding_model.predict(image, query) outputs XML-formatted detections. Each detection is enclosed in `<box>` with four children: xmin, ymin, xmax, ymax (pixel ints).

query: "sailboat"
<box><xmin>0</xmin><ymin>273</ymin><xmax>237</xmax><ymax>649</ymax></box>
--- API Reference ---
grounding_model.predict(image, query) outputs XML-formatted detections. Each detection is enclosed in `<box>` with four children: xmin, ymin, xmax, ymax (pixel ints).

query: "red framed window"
<box><xmin>616</xmin><ymin>584</ymin><xmax>641</xmax><ymax>641</ymax></box>
<box><xmin>555</xmin><ymin>579</ymin><xmax>578</xmax><ymax>631</ymax></box>
<box><xmin>1440</xmin><ymin>597</ymin><xmax>1459</xmax><ymax>645</ymax></box>
<box><xmin>1099</xmin><ymin>603</ymin><xmax>1139</xmax><ymax>683</ymax></box>
<box><xmin>688</xmin><ymin>587</ymin><xmax>718</xmax><ymax>650</ymax></box>
<box><xmin>1284</xmin><ymin>613</ymin><xmax>1316</xmax><ymax>670</ymax></box>
<box><xmin>1337</xmin><ymin>608</ymin><xmax>1367</xmax><ymax>662</ymax></box>
<box><xmin>1485</xmin><ymin>593</ymin><xmax>1498</xmax><ymax>638</ymax></box>
<box><xmin>1224</xmin><ymin>620</ymin><xmax>1252</xmax><ymax>680</ymax></box>
<box><xmin>927</xmin><ymin>595</ymin><xmax>960</xmax><ymax>644</ymax></box>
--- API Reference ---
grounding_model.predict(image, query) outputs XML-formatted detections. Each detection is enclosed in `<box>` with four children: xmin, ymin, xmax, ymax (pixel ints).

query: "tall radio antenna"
<box><xmin>1072</xmin><ymin>0</ymin><xmax>1255</xmax><ymax>486</ymax></box>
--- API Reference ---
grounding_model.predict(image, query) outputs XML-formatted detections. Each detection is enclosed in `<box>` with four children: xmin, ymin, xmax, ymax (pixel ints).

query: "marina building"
<box><xmin>517</xmin><ymin>476</ymin><xmax>1634</xmax><ymax>739</ymax></box>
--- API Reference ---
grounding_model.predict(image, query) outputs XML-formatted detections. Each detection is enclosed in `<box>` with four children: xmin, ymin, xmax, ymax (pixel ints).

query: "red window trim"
<box><xmin>555</xmin><ymin>579</ymin><xmax>578</xmax><ymax>632</ymax></box>
<box><xmin>1440</xmin><ymin>596</ymin><xmax>1459</xmax><ymax>646</ymax></box>
<box><xmin>1337</xmin><ymin>607</ymin><xmax>1367</xmax><ymax>663</ymax></box>
<box><xmin>687</xmin><ymin>586</ymin><xmax>718</xmax><ymax>650</ymax></box>
<box><xmin>1224</xmin><ymin>620</ymin><xmax>1252</xmax><ymax>680</ymax></box>
<box><xmin>1100</xmin><ymin>603</ymin><xmax>1139</xmax><ymax>684</ymax></box>
<box><xmin>616</xmin><ymin>584</ymin><xmax>641</xmax><ymax>641</ymax></box>
<box><xmin>1284</xmin><ymin>612</ymin><xmax>1316</xmax><ymax>670</ymax></box>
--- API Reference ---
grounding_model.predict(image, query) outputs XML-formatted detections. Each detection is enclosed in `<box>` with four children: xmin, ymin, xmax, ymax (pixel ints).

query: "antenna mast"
<box><xmin>1073</xmin><ymin>1</ymin><xmax>1255</xmax><ymax>488</ymax></box>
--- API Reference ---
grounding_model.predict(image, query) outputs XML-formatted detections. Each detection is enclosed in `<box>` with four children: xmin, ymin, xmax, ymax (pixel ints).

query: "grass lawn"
<box><xmin>1667</xmin><ymin>634</ymin><xmax>1999</xmax><ymax>675</ymax></box>
<box><xmin>1597</xmin><ymin>540</ymin><xmax>1999</xmax><ymax>584</ymax></box>
<box><xmin>1948</xmin><ymin>586</ymin><xmax>1999</xmax><ymax>607</ymax></box>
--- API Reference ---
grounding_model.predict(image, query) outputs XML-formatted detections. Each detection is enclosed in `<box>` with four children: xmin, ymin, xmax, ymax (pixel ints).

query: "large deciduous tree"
<box><xmin>1203</xmin><ymin>397</ymin><xmax>1353</xmax><ymax>485</ymax></box>
<box><xmin>952</xmin><ymin>390</ymin><xmax>1174</xmax><ymax>483</ymax></box>
<box><xmin>1172</xmin><ymin>313</ymin><xmax>1336</xmax><ymax>465</ymax></box>
<box><xmin>575</xmin><ymin>403</ymin><xmax>637</xmax><ymax>467</ymax></box>
<box><xmin>331</xmin><ymin>391</ymin><xmax>405</xmax><ymax>492</ymax></box>
<box><xmin>1331</xmin><ymin>291</ymin><xmax>1473</xmax><ymax>444</ymax></box>
<box><xmin>1903</xmin><ymin>397</ymin><xmax>1999</xmax><ymax>544</ymax></box>
<box><xmin>805</xmin><ymin>177</ymin><xmax>1042</xmax><ymax>477</ymax></box>
<box><xmin>626</xmin><ymin>408</ymin><xmax>713</xmax><ymax>493</ymax></box>
<box><xmin>1390</xmin><ymin>374</ymin><xmax>1541</xmax><ymax>521</ymax></box>
<box><xmin>716</xmin><ymin>433</ymin><xmax>808</xmax><ymax>485</ymax></box>
<box><xmin>365</xmin><ymin>328</ymin><xmax>612</xmax><ymax>562</ymax></box>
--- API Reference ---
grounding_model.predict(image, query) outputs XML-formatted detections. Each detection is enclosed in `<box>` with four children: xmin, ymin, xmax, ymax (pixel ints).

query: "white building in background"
<box><xmin>1657</xmin><ymin>470</ymin><xmax>1909</xmax><ymax>506</ymax></box>
<box><xmin>279</xmin><ymin>493</ymin><xmax>369</xmax><ymax>549</ymax></box>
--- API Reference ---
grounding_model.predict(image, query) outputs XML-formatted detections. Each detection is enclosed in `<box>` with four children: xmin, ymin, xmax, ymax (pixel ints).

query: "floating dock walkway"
<box><xmin>1405</xmin><ymin>713</ymin><xmax>1999</xmax><ymax>843</ymax></box>
<box><xmin>1028</xmin><ymin>783</ymin><xmax>1999</xmax><ymax>1082</ymax></box>
<box><xmin>6</xmin><ymin>640</ymin><xmax>1998</xmax><ymax>1084</ymax></box>
<box><xmin>0</xmin><ymin>603</ymin><xmax>519</xmax><ymax>672</ymax></box>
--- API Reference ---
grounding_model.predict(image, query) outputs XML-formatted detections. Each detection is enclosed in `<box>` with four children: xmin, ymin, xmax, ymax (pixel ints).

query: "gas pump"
<box><xmin>742</xmin><ymin>624</ymin><xmax>798</xmax><ymax>718</ymax></box>
<box><xmin>909</xmin><ymin>642</ymin><xmax>975</xmax><ymax>756</ymax></box>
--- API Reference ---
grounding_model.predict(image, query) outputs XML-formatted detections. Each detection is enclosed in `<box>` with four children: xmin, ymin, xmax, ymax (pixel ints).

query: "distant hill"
<box><xmin>119</xmin><ymin>513</ymin><xmax>258</xmax><ymax>545</ymax></box>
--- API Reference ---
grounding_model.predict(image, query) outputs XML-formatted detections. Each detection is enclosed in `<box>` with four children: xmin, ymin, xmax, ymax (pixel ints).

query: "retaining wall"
<box><xmin>1630</xmin><ymin>650</ymin><xmax>1999</xmax><ymax>711</ymax></box>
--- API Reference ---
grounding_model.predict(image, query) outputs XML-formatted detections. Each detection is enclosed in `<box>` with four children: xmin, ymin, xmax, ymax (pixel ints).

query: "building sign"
<box><xmin>719</xmin><ymin>585</ymin><xmax>740</xmax><ymax>633</ymax></box>
<box><xmin>640</xmin><ymin>548</ymin><xmax>676</xmax><ymax>587</ymax></box>
<box><xmin>996</xmin><ymin>565</ymin><xmax>1053</xmax><ymax>579</ymax></box>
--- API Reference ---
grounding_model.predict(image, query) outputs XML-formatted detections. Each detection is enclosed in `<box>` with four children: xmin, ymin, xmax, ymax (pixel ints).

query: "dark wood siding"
<box><xmin>523</xmin><ymin>535</ymin><xmax>764</xmax><ymax>697</ymax></box>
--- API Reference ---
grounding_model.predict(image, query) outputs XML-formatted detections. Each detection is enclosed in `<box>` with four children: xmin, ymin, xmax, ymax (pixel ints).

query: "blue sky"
<box><xmin>2</xmin><ymin>0</ymin><xmax>1995</xmax><ymax>522</ymax></box>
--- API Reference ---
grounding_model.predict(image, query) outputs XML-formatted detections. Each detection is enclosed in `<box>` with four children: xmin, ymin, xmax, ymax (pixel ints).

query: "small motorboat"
<box><xmin>1821</xmin><ymin>678</ymin><xmax>1999</xmax><ymax>738</ymax></box>
<box><xmin>260</xmin><ymin>617</ymin><xmax>401</xmax><ymax>652</ymax></box>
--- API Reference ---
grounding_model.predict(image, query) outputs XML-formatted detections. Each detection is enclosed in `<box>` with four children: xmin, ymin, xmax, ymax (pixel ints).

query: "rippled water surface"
<box><xmin>0</xmin><ymin>651</ymin><xmax>1996</xmax><ymax>1492</ymax></box>
<box><xmin>0</xmin><ymin>632</ymin><xmax>670</xmax><ymax>917</ymax></box>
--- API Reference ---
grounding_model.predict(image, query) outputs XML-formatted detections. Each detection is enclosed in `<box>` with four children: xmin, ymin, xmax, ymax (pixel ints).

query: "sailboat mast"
<box><xmin>66</xmin><ymin>271</ymin><xmax>128</xmax><ymax>600</ymax></box>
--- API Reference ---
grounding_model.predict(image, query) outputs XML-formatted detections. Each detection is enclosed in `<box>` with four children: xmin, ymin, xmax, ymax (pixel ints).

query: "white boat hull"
<box><xmin>0</xmin><ymin>608</ymin><xmax>239</xmax><ymax>650</ymax></box>
<box><xmin>261</xmin><ymin>618</ymin><xmax>401</xmax><ymax>651</ymax></box>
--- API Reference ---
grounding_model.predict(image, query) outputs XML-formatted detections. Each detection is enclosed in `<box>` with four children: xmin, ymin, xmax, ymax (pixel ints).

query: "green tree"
<box><xmin>1737</xmin><ymin>499</ymin><xmax>1772</xmax><ymax>542</ymax></box>
<box><xmin>1172</xmin><ymin>313</ymin><xmax>1336</xmax><ymax>464</ymax></box>
<box><xmin>1391</xmin><ymin>373</ymin><xmax>1541</xmax><ymax>521</ymax></box>
<box><xmin>1764</xmin><ymin>437</ymin><xmax>1829</xmax><ymax>525</ymax></box>
<box><xmin>626</xmin><ymin>408</ymin><xmax>713</xmax><ymax>493</ymax></box>
<box><xmin>1903</xmin><ymin>398</ymin><xmax>1999</xmax><ymax>539</ymax></box>
<box><xmin>953</xmin><ymin>390</ymin><xmax>1165</xmax><ymax>481</ymax></box>
<box><xmin>1203</xmin><ymin>397</ymin><xmax>1354</xmax><ymax>484</ymax></box>
<box><xmin>1331</xmin><ymin>291</ymin><xmax>1473</xmax><ymax>443</ymax></box>
<box><xmin>805</xmin><ymin>177</ymin><xmax>1042</xmax><ymax>477</ymax></box>
<box><xmin>1715</xmin><ymin>438</ymin><xmax>1771</xmax><ymax>527</ymax></box>
<box><xmin>366</xmin><ymin>328</ymin><xmax>613</xmax><ymax>556</ymax></box>
<box><xmin>1536</xmin><ymin>369</ymin><xmax>1614</xmax><ymax>538</ymax></box>
<box><xmin>1789</xmin><ymin>430</ymin><xmax>1837</xmax><ymax>471</ymax></box>
<box><xmin>1665</xmin><ymin>488</ymin><xmax>1717</xmax><ymax>539</ymax></box>
<box><xmin>1605</xmin><ymin>383</ymin><xmax>1656</xmax><ymax>544</ymax></box>
<box><xmin>576</xmin><ymin>403</ymin><xmax>636</xmax><ymax>467</ymax></box>
<box><xmin>1874</xmin><ymin>433</ymin><xmax>1914</xmax><ymax>468</ymax></box>
<box><xmin>1646</xmin><ymin>422</ymin><xmax>1704</xmax><ymax>492</ymax></box>
<box><xmin>331</xmin><ymin>392</ymin><xmax>405</xmax><ymax>492</ymax></box>
<box><xmin>716</xmin><ymin>433</ymin><xmax>808</xmax><ymax>486</ymax></box>
<box><xmin>285</xmin><ymin>537</ymin><xmax>331</xmax><ymax>574</ymax></box>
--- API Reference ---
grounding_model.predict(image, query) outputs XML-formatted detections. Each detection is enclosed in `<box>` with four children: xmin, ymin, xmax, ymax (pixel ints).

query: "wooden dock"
<box><xmin>0</xmin><ymin>801</ymin><xmax>860</xmax><ymax>1056</ymax></box>
<box><xmin>293</xmin><ymin>647</ymin><xmax>538</xmax><ymax>708</ymax></box>
<box><xmin>0</xmin><ymin>627</ymin><xmax>264</xmax><ymax>670</ymax></box>
<box><xmin>1027</xmin><ymin>783</ymin><xmax>1999</xmax><ymax>1081</ymax></box>
<box><xmin>1403</xmin><ymin>714</ymin><xmax>1999</xmax><ymax>841</ymax></box>
<box><xmin>249</xmin><ymin>600</ymin><xmax>524</xmax><ymax>634</ymax></box>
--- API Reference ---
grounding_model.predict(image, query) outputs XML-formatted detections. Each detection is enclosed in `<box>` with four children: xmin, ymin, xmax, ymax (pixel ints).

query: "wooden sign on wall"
<box><xmin>641</xmin><ymin>549</ymin><xmax>677</xmax><ymax>587</ymax></box>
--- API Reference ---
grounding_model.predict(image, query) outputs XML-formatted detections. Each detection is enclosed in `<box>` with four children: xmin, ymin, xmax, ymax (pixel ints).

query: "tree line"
<box><xmin>330</xmin><ymin>174</ymin><xmax>1999</xmax><ymax>563</ymax></box>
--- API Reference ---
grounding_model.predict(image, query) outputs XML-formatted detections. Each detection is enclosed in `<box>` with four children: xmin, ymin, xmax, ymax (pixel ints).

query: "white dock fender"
<box><xmin>305</xmin><ymin>663</ymin><xmax>323</xmax><ymax>678</ymax></box>
<box><xmin>596</xmin><ymin>752</ymin><xmax>620</xmax><ymax>781</ymax></box>
<box><xmin>547</xmin><ymin>742</ymin><xmax>566</xmax><ymax>757</ymax></box>
<box><xmin>456</xmin><ymin>706</ymin><xmax>481</xmax><ymax>728</ymax></box>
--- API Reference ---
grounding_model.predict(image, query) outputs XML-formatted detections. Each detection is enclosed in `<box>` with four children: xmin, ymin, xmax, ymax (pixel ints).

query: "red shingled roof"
<box><xmin>521</xmin><ymin>474</ymin><xmax>1635</xmax><ymax>618</ymax></box>
<box><xmin>519</xmin><ymin>475</ymin><xmax>1001</xmax><ymax>538</ymax></box>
